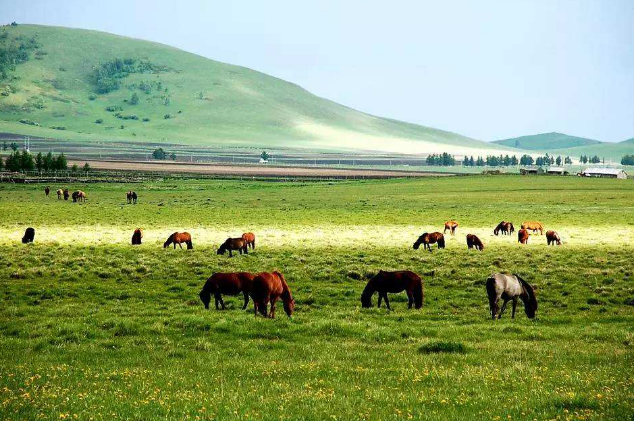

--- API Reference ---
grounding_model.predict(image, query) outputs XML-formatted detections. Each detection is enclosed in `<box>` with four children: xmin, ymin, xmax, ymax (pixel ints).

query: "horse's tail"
<box><xmin>413</xmin><ymin>277</ymin><xmax>424</xmax><ymax>309</ymax></box>
<box><xmin>485</xmin><ymin>276</ymin><xmax>498</xmax><ymax>316</ymax></box>
<box><xmin>438</xmin><ymin>236</ymin><xmax>445</xmax><ymax>248</ymax></box>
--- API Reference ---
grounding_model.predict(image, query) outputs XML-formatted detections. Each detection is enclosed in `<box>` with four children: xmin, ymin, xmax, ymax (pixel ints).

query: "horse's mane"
<box><xmin>514</xmin><ymin>274</ymin><xmax>537</xmax><ymax>310</ymax></box>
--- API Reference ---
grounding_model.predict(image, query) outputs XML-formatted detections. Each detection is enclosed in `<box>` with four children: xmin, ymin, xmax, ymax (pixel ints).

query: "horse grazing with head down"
<box><xmin>466</xmin><ymin>234</ymin><xmax>484</xmax><ymax>251</ymax></box>
<box><xmin>126</xmin><ymin>191</ymin><xmax>138</xmax><ymax>204</ymax></box>
<box><xmin>444</xmin><ymin>220</ymin><xmax>459</xmax><ymax>235</ymax></box>
<box><xmin>546</xmin><ymin>230</ymin><xmax>562</xmax><ymax>245</ymax></box>
<box><xmin>44</xmin><ymin>186</ymin><xmax>50</xmax><ymax>197</ymax></box>
<box><xmin>72</xmin><ymin>190</ymin><xmax>86</xmax><ymax>203</ymax></box>
<box><xmin>241</xmin><ymin>232</ymin><xmax>256</xmax><ymax>250</ymax></box>
<box><xmin>521</xmin><ymin>221</ymin><xmax>543</xmax><ymax>235</ymax></box>
<box><xmin>217</xmin><ymin>238</ymin><xmax>248</xmax><ymax>257</ymax></box>
<box><xmin>57</xmin><ymin>189</ymin><xmax>63</xmax><ymax>200</ymax></box>
<box><xmin>164</xmin><ymin>232</ymin><xmax>193</xmax><ymax>249</ymax></box>
<box><xmin>251</xmin><ymin>271</ymin><xmax>294</xmax><ymax>318</ymax></box>
<box><xmin>131</xmin><ymin>228</ymin><xmax>143</xmax><ymax>245</ymax></box>
<box><xmin>486</xmin><ymin>273</ymin><xmax>537</xmax><ymax>319</ymax></box>
<box><xmin>199</xmin><ymin>272</ymin><xmax>257</xmax><ymax>310</ymax></box>
<box><xmin>518</xmin><ymin>229</ymin><xmax>529</xmax><ymax>244</ymax></box>
<box><xmin>361</xmin><ymin>270</ymin><xmax>423</xmax><ymax>310</ymax></box>
<box><xmin>494</xmin><ymin>221</ymin><xmax>515</xmax><ymax>236</ymax></box>
<box><xmin>63</xmin><ymin>189</ymin><xmax>70</xmax><ymax>201</ymax></box>
<box><xmin>22</xmin><ymin>227</ymin><xmax>35</xmax><ymax>244</ymax></box>
<box><xmin>413</xmin><ymin>232</ymin><xmax>445</xmax><ymax>252</ymax></box>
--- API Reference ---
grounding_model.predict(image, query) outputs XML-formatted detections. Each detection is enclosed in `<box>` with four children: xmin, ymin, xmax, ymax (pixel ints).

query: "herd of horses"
<box><xmin>31</xmin><ymin>188</ymin><xmax>557</xmax><ymax>319</ymax></box>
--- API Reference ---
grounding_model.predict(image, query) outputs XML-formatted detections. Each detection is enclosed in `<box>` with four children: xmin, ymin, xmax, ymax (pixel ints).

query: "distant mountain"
<box><xmin>0</xmin><ymin>24</ymin><xmax>518</xmax><ymax>156</ymax></box>
<box><xmin>493</xmin><ymin>132</ymin><xmax>602</xmax><ymax>150</ymax></box>
<box><xmin>549</xmin><ymin>137</ymin><xmax>634</xmax><ymax>163</ymax></box>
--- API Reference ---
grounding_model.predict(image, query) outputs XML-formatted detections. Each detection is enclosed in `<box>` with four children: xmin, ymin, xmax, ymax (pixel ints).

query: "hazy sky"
<box><xmin>2</xmin><ymin>0</ymin><xmax>633</xmax><ymax>142</ymax></box>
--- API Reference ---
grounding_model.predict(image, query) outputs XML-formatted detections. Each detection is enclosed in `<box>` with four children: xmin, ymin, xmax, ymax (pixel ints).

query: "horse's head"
<box><xmin>360</xmin><ymin>278</ymin><xmax>375</xmax><ymax>308</ymax></box>
<box><xmin>163</xmin><ymin>235</ymin><xmax>173</xmax><ymax>248</ymax></box>
<box><xmin>216</xmin><ymin>245</ymin><xmax>225</xmax><ymax>255</ymax></box>
<box><xmin>199</xmin><ymin>289</ymin><xmax>211</xmax><ymax>309</ymax></box>
<box><xmin>283</xmin><ymin>297</ymin><xmax>295</xmax><ymax>317</ymax></box>
<box><xmin>516</xmin><ymin>275</ymin><xmax>538</xmax><ymax>319</ymax></box>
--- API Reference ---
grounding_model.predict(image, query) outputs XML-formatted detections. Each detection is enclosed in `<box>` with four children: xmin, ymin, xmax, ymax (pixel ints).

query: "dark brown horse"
<box><xmin>361</xmin><ymin>270</ymin><xmax>423</xmax><ymax>310</ymax></box>
<box><xmin>546</xmin><ymin>230</ymin><xmax>562</xmax><ymax>245</ymax></box>
<box><xmin>131</xmin><ymin>228</ymin><xmax>143</xmax><ymax>245</ymax></box>
<box><xmin>22</xmin><ymin>227</ymin><xmax>35</xmax><ymax>244</ymax></box>
<box><xmin>518</xmin><ymin>229</ymin><xmax>529</xmax><ymax>244</ymax></box>
<box><xmin>199</xmin><ymin>272</ymin><xmax>257</xmax><ymax>310</ymax></box>
<box><xmin>126</xmin><ymin>191</ymin><xmax>138</xmax><ymax>204</ymax></box>
<box><xmin>466</xmin><ymin>234</ymin><xmax>484</xmax><ymax>251</ymax></box>
<box><xmin>164</xmin><ymin>232</ymin><xmax>193</xmax><ymax>249</ymax></box>
<box><xmin>486</xmin><ymin>273</ymin><xmax>537</xmax><ymax>319</ymax></box>
<box><xmin>72</xmin><ymin>190</ymin><xmax>86</xmax><ymax>203</ymax></box>
<box><xmin>44</xmin><ymin>186</ymin><xmax>50</xmax><ymax>197</ymax></box>
<box><xmin>521</xmin><ymin>221</ymin><xmax>543</xmax><ymax>235</ymax></box>
<box><xmin>494</xmin><ymin>221</ymin><xmax>515</xmax><ymax>236</ymax></box>
<box><xmin>63</xmin><ymin>189</ymin><xmax>70</xmax><ymax>201</ymax></box>
<box><xmin>251</xmin><ymin>271</ymin><xmax>294</xmax><ymax>318</ymax></box>
<box><xmin>413</xmin><ymin>232</ymin><xmax>445</xmax><ymax>252</ymax></box>
<box><xmin>217</xmin><ymin>238</ymin><xmax>248</xmax><ymax>257</ymax></box>
<box><xmin>242</xmin><ymin>232</ymin><xmax>256</xmax><ymax>250</ymax></box>
<box><xmin>444</xmin><ymin>220</ymin><xmax>459</xmax><ymax>235</ymax></box>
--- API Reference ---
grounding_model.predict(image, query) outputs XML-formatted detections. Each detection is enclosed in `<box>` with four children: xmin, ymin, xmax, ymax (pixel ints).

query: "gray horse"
<box><xmin>486</xmin><ymin>273</ymin><xmax>537</xmax><ymax>319</ymax></box>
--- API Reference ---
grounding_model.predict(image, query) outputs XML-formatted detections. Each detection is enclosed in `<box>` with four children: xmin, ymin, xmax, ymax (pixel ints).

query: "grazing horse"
<box><xmin>63</xmin><ymin>189</ymin><xmax>70</xmax><ymax>200</ymax></box>
<box><xmin>131</xmin><ymin>228</ymin><xmax>143</xmax><ymax>245</ymax></box>
<box><xmin>72</xmin><ymin>190</ymin><xmax>86</xmax><ymax>203</ymax></box>
<box><xmin>546</xmin><ymin>230</ymin><xmax>562</xmax><ymax>245</ymax></box>
<box><xmin>486</xmin><ymin>273</ymin><xmax>537</xmax><ymax>319</ymax></box>
<box><xmin>126</xmin><ymin>191</ymin><xmax>138</xmax><ymax>204</ymax></box>
<box><xmin>444</xmin><ymin>220</ymin><xmax>459</xmax><ymax>235</ymax></box>
<box><xmin>199</xmin><ymin>272</ymin><xmax>257</xmax><ymax>310</ymax></box>
<box><xmin>44</xmin><ymin>186</ymin><xmax>50</xmax><ymax>197</ymax></box>
<box><xmin>163</xmin><ymin>232</ymin><xmax>193</xmax><ymax>249</ymax></box>
<box><xmin>518</xmin><ymin>229</ymin><xmax>529</xmax><ymax>244</ymax></box>
<box><xmin>251</xmin><ymin>271</ymin><xmax>295</xmax><ymax>318</ymax></box>
<box><xmin>413</xmin><ymin>232</ymin><xmax>445</xmax><ymax>252</ymax></box>
<box><xmin>57</xmin><ymin>189</ymin><xmax>63</xmax><ymax>200</ymax></box>
<box><xmin>466</xmin><ymin>234</ymin><xmax>484</xmax><ymax>251</ymax></box>
<box><xmin>521</xmin><ymin>221</ymin><xmax>543</xmax><ymax>235</ymax></box>
<box><xmin>494</xmin><ymin>221</ymin><xmax>515</xmax><ymax>236</ymax></box>
<box><xmin>22</xmin><ymin>227</ymin><xmax>35</xmax><ymax>244</ymax></box>
<box><xmin>241</xmin><ymin>232</ymin><xmax>256</xmax><ymax>250</ymax></box>
<box><xmin>361</xmin><ymin>270</ymin><xmax>423</xmax><ymax>310</ymax></box>
<box><xmin>217</xmin><ymin>238</ymin><xmax>248</xmax><ymax>257</ymax></box>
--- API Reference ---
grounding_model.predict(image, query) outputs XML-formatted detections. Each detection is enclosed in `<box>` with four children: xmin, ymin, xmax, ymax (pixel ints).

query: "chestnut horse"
<box><xmin>57</xmin><ymin>189</ymin><xmax>63</xmax><ymax>199</ymax></box>
<box><xmin>126</xmin><ymin>191</ymin><xmax>137</xmax><ymax>204</ymax></box>
<box><xmin>486</xmin><ymin>273</ymin><xmax>537</xmax><ymax>319</ymax></box>
<box><xmin>241</xmin><ymin>232</ymin><xmax>256</xmax><ymax>250</ymax></box>
<box><xmin>361</xmin><ymin>270</ymin><xmax>423</xmax><ymax>310</ymax></box>
<box><xmin>444</xmin><ymin>220</ymin><xmax>459</xmax><ymax>235</ymax></box>
<box><xmin>466</xmin><ymin>234</ymin><xmax>484</xmax><ymax>251</ymax></box>
<box><xmin>251</xmin><ymin>271</ymin><xmax>294</xmax><ymax>318</ymax></box>
<box><xmin>131</xmin><ymin>228</ymin><xmax>143</xmax><ymax>245</ymax></box>
<box><xmin>217</xmin><ymin>238</ymin><xmax>248</xmax><ymax>257</ymax></box>
<box><xmin>164</xmin><ymin>232</ymin><xmax>193</xmax><ymax>249</ymax></box>
<box><xmin>546</xmin><ymin>230</ymin><xmax>562</xmax><ymax>245</ymax></box>
<box><xmin>199</xmin><ymin>272</ymin><xmax>257</xmax><ymax>310</ymax></box>
<box><xmin>521</xmin><ymin>221</ymin><xmax>543</xmax><ymax>235</ymax></box>
<box><xmin>494</xmin><ymin>221</ymin><xmax>515</xmax><ymax>236</ymax></box>
<box><xmin>518</xmin><ymin>229</ymin><xmax>529</xmax><ymax>244</ymax></box>
<box><xmin>44</xmin><ymin>186</ymin><xmax>50</xmax><ymax>197</ymax></box>
<box><xmin>413</xmin><ymin>232</ymin><xmax>445</xmax><ymax>252</ymax></box>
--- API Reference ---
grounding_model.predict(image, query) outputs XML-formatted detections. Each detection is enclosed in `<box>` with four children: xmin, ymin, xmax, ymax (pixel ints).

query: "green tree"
<box><xmin>83</xmin><ymin>162</ymin><xmax>91</xmax><ymax>172</ymax></box>
<box><xmin>152</xmin><ymin>148</ymin><xmax>167</xmax><ymax>160</ymax></box>
<box><xmin>71</xmin><ymin>163</ymin><xmax>79</xmax><ymax>173</ymax></box>
<box><xmin>556</xmin><ymin>156</ymin><xmax>562</xmax><ymax>166</ymax></box>
<box><xmin>564</xmin><ymin>156</ymin><xmax>572</xmax><ymax>165</ymax></box>
<box><xmin>261</xmin><ymin>151</ymin><xmax>270</xmax><ymax>161</ymax></box>
<box><xmin>20</xmin><ymin>150</ymin><xmax>34</xmax><ymax>171</ymax></box>
<box><xmin>10</xmin><ymin>142</ymin><xmax>18</xmax><ymax>152</ymax></box>
<box><xmin>2</xmin><ymin>141</ymin><xmax>7</xmax><ymax>151</ymax></box>
<box><xmin>198</xmin><ymin>91</ymin><xmax>204</xmax><ymax>99</ymax></box>
<box><xmin>54</xmin><ymin>153</ymin><xmax>67</xmax><ymax>170</ymax></box>
<box><xmin>170</xmin><ymin>152</ymin><xmax>176</xmax><ymax>161</ymax></box>
<box><xmin>35</xmin><ymin>152</ymin><xmax>43</xmax><ymax>171</ymax></box>
<box><xmin>520</xmin><ymin>154</ymin><xmax>534</xmax><ymax>165</ymax></box>
<box><xmin>5</xmin><ymin>151</ymin><xmax>21</xmax><ymax>172</ymax></box>
<box><xmin>621</xmin><ymin>155</ymin><xmax>634</xmax><ymax>166</ymax></box>
<box><xmin>0</xmin><ymin>155</ymin><xmax>3</xmax><ymax>171</ymax></box>
<box><xmin>130</xmin><ymin>92</ymin><xmax>139</xmax><ymax>105</ymax></box>
<box><xmin>43</xmin><ymin>151</ymin><xmax>54</xmax><ymax>171</ymax></box>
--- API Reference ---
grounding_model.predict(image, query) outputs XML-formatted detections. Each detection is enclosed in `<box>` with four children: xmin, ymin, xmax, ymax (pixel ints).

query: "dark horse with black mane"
<box><xmin>163</xmin><ymin>232</ymin><xmax>193</xmax><ymax>249</ymax></box>
<box><xmin>466</xmin><ymin>234</ymin><xmax>484</xmax><ymax>251</ymax></box>
<box><xmin>251</xmin><ymin>271</ymin><xmax>294</xmax><ymax>318</ymax></box>
<box><xmin>126</xmin><ymin>191</ymin><xmax>138</xmax><ymax>204</ymax></box>
<box><xmin>131</xmin><ymin>228</ymin><xmax>143</xmax><ymax>245</ymax></box>
<box><xmin>199</xmin><ymin>272</ymin><xmax>257</xmax><ymax>310</ymax></box>
<box><xmin>486</xmin><ymin>273</ymin><xmax>537</xmax><ymax>319</ymax></box>
<box><xmin>361</xmin><ymin>270</ymin><xmax>423</xmax><ymax>310</ymax></box>
<box><xmin>22</xmin><ymin>227</ymin><xmax>35</xmax><ymax>244</ymax></box>
<box><xmin>217</xmin><ymin>238</ymin><xmax>248</xmax><ymax>257</ymax></box>
<box><xmin>413</xmin><ymin>232</ymin><xmax>445</xmax><ymax>252</ymax></box>
<box><xmin>494</xmin><ymin>221</ymin><xmax>515</xmax><ymax>236</ymax></box>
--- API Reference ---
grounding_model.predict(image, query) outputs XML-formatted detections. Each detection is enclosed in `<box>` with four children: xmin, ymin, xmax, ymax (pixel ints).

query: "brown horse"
<box><xmin>486</xmin><ymin>273</ymin><xmax>537</xmax><ymax>319</ymax></box>
<box><xmin>72</xmin><ymin>190</ymin><xmax>86</xmax><ymax>202</ymax></box>
<box><xmin>413</xmin><ymin>232</ymin><xmax>445</xmax><ymax>252</ymax></box>
<box><xmin>444</xmin><ymin>220</ymin><xmax>459</xmax><ymax>235</ymax></box>
<box><xmin>63</xmin><ymin>189</ymin><xmax>70</xmax><ymax>200</ymax></box>
<box><xmin>57</xmin><ymin>189</ymin><xmax>63</xmax><ymax>200</ymax></box>
<box><xmin>361</xmin><ymin>270</ymin><xmax>423</xmax><ymax>310</ymax></box>
<box><xmin>518</xmin><ymin>229</ymin><xmax>529</xmax><ymax>244</ymax></box>
<box><xmin>164</xmin><ymin>232</ymin><xmax>193</xmax><ymax>249</ymax></box>
<box><xmin>546</xmin><ymin>230</ymin><xmax>562</xmax><ymax>245</ymax></box>
<box><xmin>494</xmin><ymin>221</ymin><xmax>515</xmax><ymax>236</ymax></box>
<box><xmin>199</xmin><ymin>272</ymin><xmax>257</xmax><ymax>310</ymax></box>
<box><xmin>241</xmin><ymin>232</ymin><xmax>256</xmax><ymax>250</ymax></box>
<box><xmin>126</xmin><ymin>191</ymin><xmax>137</xmax><ymax>204</ymax></box>
<box><xmin>251</xmin><ymin>271</ymin><xmax>294</xmax><ymax>318</ymax></box>
<box><xmin>131</xmin><ymin>228</ymin><xmax>143</xmax><ymax>245</ymax></box>
<box><xmin>217</xmin><ymin>238</ymin><xmax>248</xmax><ymax>257</ymax></box>
<box><xmin>466</xmin><ymin>234</ymin><xmax>484</xmax><ymax>251</ymax></box>
<box><xmin>521</xmin><ymin>221</ymin><xmax>543</xmax><ymax>235</ymax></box>
<box><xmin>44</xmin><ymin>186</ymin><xmax>50</xmax><ymax>197</ymax></box>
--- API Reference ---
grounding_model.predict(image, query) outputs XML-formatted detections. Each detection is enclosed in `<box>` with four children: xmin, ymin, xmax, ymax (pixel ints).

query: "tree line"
<box><xmin>0</xmin><ymin>150</ymin><xmax>71</xmax><ymax>172</ymax></box>
<box><xmin>579</xmin><ymin>155</ymin><xmax>602</xmax><ymax>164</ymax></box>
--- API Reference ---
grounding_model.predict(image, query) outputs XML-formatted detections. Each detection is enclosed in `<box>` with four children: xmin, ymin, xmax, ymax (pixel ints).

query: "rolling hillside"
<box><xmin>0</xmin><ymin>24</ymin><xmax>517</xmax><ymax>156</ymax></box>
<box><xmin>549</xmin><ymin>137</ymin><xmax>634</xmax><ymax>163</ymax></box>
<box><xmin>493</xmin><ymin>132</ymin><xmax>602</xmax><ymax>150</ymax></box>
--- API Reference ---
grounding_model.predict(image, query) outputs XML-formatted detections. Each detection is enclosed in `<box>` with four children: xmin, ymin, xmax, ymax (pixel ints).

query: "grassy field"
<box><xmin>0</xmin><ymin>176</ymin><xmax>633</xmax><ymax>420</ymax></box>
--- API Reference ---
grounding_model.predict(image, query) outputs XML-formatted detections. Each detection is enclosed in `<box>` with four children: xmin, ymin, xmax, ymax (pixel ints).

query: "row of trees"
<box><xmin>579</xmin><ymin>155</ymin><xmax>602</xmax><ymax>164</ymax></box>
<box><xmin>1</xmin><ymin>150</ymin><xmax>69</xmax><ymax>172</ymax></box>
<box><xmin>425</xmin><ymin>153</ymin><xmax>455</xmax><ymax>166</ymax></box>
<box><xmin>152</xmin><ymin>147</ymin><xmax>176</xmax><ymax>160</ymax></box>
<box><xmin>622</xmin><ymin>155</ymin><xmax>634</xmax><ymax>166</ymax></box>
<box><xmin>462</xmin><ymin>154</ymin><xmax>574</xmax><ymax>167</ymax></box>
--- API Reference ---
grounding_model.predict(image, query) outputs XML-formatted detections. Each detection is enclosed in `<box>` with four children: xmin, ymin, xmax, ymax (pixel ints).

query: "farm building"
<box><xmin>581</xmin><ymin>168</ymin><xmax>627</xmax><ymax>179</ymax></box>
<box><xmin>547</xmin><ymin>167</ymin><xmax>568</xmax><ymax>175</ymax></box>
<box><xmin>520</xmin><ymin>167</ymin><xmax>545</xmax><ymax>175</ymax></box>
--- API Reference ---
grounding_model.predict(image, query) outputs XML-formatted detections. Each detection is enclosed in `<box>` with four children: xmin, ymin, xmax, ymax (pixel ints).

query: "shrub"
<box><xmin>88</xmin><ymin>94</ymin><xmax>96</xmax><ymax>100</ymax></box>
<box><xmin>106</xmin><ymin>105</ymin><xmax>122</xmax><ymax>112</ymax></box>
<box><xmin>164</xmin><ymin>114</ymin><xmax>172</xmax><ymax>119</ymax></box>
<box><xmin>19</xmin><ymin>119</ymin><xmax>39</xmax><ymax>126</ymax></box>
<box><xmin>95</xmin><ymin>119</ymin><xmax>103</xmax><ymax>124</ymax></box>
<box><xmin>49</xmin><ymin>126</ymin><xmax>66</xmax><ymax>130</ymax></box>
<box><xmin>142</xmin><ymin>117</ymin><xmax>150</xmax><ymax>122</ymax></box>
<box><xmin>418</xmin><ymin>341</ymin><xmax>467</xmax><ymax>354</ymax></box>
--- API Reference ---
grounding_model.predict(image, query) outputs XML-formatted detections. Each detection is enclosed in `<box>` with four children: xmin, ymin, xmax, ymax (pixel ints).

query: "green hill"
<box><xmin>549</xmin><ymin>137</ymin><xmax>634</xmax><ymax>163</ymax></box>
<box><xmin>0</xmin><ymin>24</ymin><xmax>517</xmax><ymax>156</ymax></box>
<box><xmin>493</xmin><ymin>132</ymin><xmax>602</xmax><ymax>150</ymax></box>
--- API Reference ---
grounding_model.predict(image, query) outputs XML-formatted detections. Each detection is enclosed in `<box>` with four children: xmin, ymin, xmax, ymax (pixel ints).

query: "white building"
<box><xmin>581</xmin><ymin>168</ymin><xmax>627</xmax><ymax>179</ymax></box>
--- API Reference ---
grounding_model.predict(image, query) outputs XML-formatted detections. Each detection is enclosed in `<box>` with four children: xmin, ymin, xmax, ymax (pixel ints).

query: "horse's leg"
<box><xmin>511</xmin><ymin>297</ymin><xmax>518</xmax><ymax>319</ymax></box>
<box><xmin>214</xmin><ymin>293</ymin><xmax>221</xmax><ymax>310</ymax></box>
<box><xmin>489</xmin><ymin>297</ymin><xmax>498</xmax><ymax>319</ymax></box>
<box><xmin>377</xmin><ymin>293</ymin><xmax>383</xmax><ymax>308</ymax></box>
<box><xmin>178</xmin><ymin>243</ymin><xmax>183</xmax><ymax>249</ymax></box>
<box><xmin>244</xmin><ymin>246</ymin><xmax>248</xmax><ymax>254</ymax></box>
<box><xmin>242</xmin><ymin>291</ymin><xmax>249</xmax><ymax>310</ymax></box>
<box><xmin>384</xmin><ymin>294</ymin><xmax>391</xmax><ymax>310</ymax></box>
<box><xmin>407</xmin><ymin>290</ymin><xmax>414</xmax><ymax>309</ymax></box>
<box><xmin>499</xmin><ymin>299</ymin><xmax>509</xmax><ymax>318</ymax></box>
<box><xmin>270</xmin><ymin>297</ymin><xmax>277</xmax><ymax>318</ymax></box>
<box><xmin>229</xmin><ymin>249</ymin><xmax>233</xmax><ymax>257</ymax></box>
